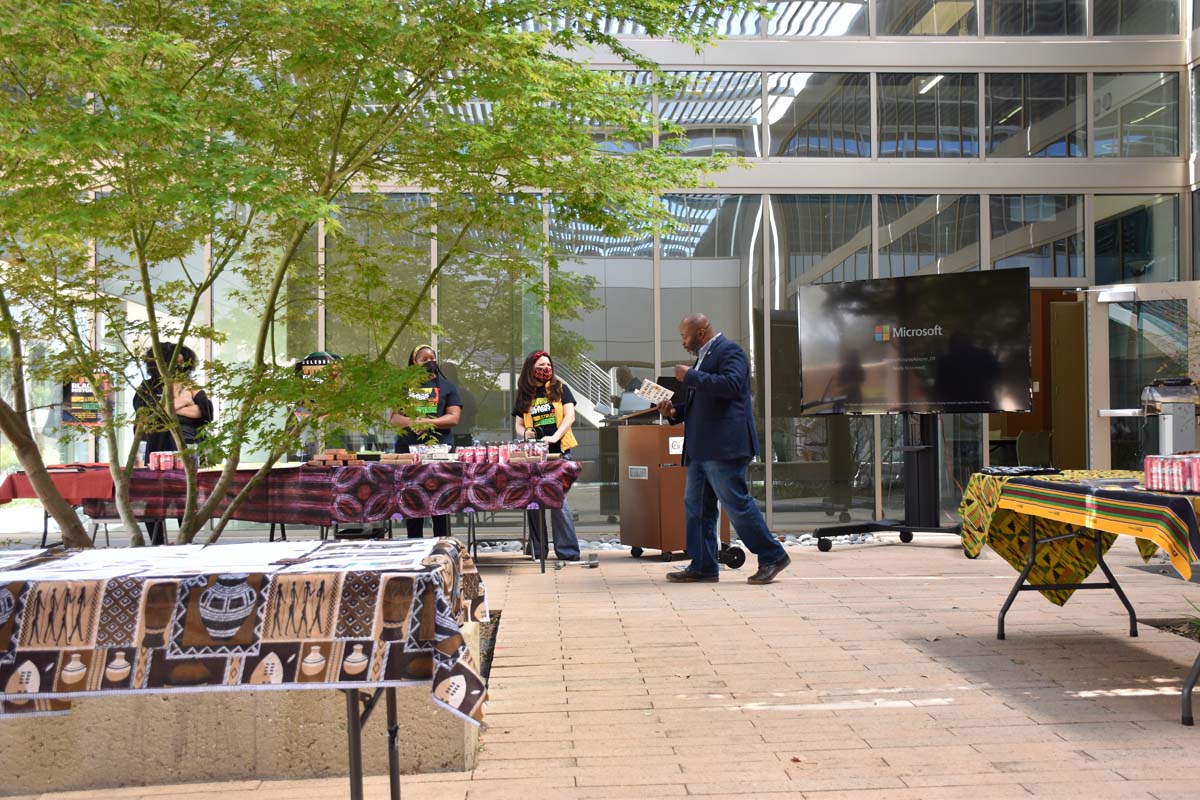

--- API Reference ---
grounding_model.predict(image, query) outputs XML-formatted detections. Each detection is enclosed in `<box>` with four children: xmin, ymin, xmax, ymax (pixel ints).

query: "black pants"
<box><xmin>406</xmin><ymin>515</ymin><xmax>449</xmax><ymax>539</ymax></box>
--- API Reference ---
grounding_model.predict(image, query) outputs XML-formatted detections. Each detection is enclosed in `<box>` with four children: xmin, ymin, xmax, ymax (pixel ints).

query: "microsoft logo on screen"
<box><xmin>875</xmin><ymin>324</ymin><xmax>944</xmax><ymax>341</ymax></box>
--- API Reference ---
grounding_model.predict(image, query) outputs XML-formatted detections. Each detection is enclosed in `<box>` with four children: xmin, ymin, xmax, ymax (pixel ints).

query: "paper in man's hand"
<box><xmin>634</xmin><ymin>378</ymin><xmax>675</xmax><ymax>405</ymax></box>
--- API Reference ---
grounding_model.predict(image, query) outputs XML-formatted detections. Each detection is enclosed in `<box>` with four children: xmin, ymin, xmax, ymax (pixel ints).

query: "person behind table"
<box><xmin>388</xmin><ymin>344</ymin><xmax>462</xmax><ymax>539</ymax></box>
<box><xmin>133</xmin><ymin>342</ymin><xmax>214</xmax><ymax>545</ymax></box>
<box><xmin>511</xmin><ymin>350</ymin><xmax>581</xmax><ymax>561</ymax></box>
<box><xmin>654</xmin><ymin>313</ymin><xmax>790</xmax><ymax>584</ymax></box>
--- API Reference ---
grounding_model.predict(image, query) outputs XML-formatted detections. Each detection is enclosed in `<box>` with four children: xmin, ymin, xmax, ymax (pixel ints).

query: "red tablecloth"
<box><xmin>0</xmin><ymin>465</ymin><xmax>113</xmax><ymax>507</ymax></box>
<box><xmin>81</xmin><ymin>460</ymin><xmax>582</xmax><ymax>527</ymax></box>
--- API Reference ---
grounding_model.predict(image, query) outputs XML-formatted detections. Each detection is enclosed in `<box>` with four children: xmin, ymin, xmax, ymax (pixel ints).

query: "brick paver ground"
<box><xmin>17</xmin><ymin>534</ymin><xmax>1200</xmax><ymax>799</ymax></box>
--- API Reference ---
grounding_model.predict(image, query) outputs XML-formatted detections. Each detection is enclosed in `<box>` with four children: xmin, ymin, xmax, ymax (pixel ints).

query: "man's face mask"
<box><xmin>533</xmin><ymin>365</ymin><xmax>553</xmax><ymax>382</ymax></box>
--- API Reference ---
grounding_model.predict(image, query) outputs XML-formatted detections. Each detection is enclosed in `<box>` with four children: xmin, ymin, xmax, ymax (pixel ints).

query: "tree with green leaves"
<box><xmin>0</xmin><ymin>0</ymin><xmax>753</xmax><ymax>546</ymax></box>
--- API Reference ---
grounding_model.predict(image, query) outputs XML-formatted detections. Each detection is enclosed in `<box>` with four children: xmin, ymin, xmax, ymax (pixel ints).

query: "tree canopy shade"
<box><xmin>0</xmin><ymin>0</ymin><xmax>754</xmax><ymax>545</ymax></box>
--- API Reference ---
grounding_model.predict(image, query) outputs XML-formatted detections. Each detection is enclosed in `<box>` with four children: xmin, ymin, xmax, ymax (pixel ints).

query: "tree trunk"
<box><xmin>0</xmin><ymin>404</ymin><xmax>92</xmax><ymax>548</ymax></box>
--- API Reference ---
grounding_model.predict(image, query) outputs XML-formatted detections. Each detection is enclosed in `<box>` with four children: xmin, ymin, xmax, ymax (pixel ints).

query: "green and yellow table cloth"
<box><xmin>960</xmin><ymin>470</ymin><xmax>1199</xmax><ymax>605</ymax></box>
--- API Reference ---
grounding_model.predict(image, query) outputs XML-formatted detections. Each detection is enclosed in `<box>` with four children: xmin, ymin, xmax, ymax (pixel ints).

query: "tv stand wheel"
<box><xmin>719</xmin><ymin>545</ymin><xmax>746</xmax><ymax>570</ymax></box>
<box><xmin>899</xmin><ymin>531</ymin><xmax>914</xmax><ymax>543</ymax></box>
<box><xmin>630</xmin><ymin>547</ymin><xmax>643</xmax><ymax>558</ymax></box>
<box><xmin>660</xmin><ymin>551</ymin><xmax>674</xmax><ymax>562</ymax></box>
<box><xmin>817</xmin><ymin>538</ymin><xmax>832</xmax><ymax>552</ymax></box>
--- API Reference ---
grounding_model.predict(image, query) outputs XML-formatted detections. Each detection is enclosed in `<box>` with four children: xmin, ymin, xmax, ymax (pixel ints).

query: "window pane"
<box><xmin>766</xmin><ymin>1</ymin><xmax>869</xmax><ymax>35</ymax></box>
<box><xmin>985</xmin><ymin>73</ymin><xmax>1085</xmax><ymax>157</ymax></box>
<box><xmin>878</xmin><ymin>194</ymin><xmax>980</xmax><ymax>277</ymax></box>
<box><xmin>985</xmin><ymin>0</ymin><xmax>1085</xmax><ymax>34</ymax></box>
<box><xmin>877</xmin><ymin>0</ymin><xmax>977</xmax><ymax>35</ymax></box>
<box><xmin>1094</xmin><ymin>73</ymin><xmax>1179</xmax><ymax>157</ymax></box>
<box><xmin>770</xmin><ymin>194</ymin><xmax>872</xmax><ymax>286</ymax></box>
<box><xmin>1094</xmin><ymin>194</ymin><xmax>1179</xmax><ymax>284</ymax></box>
<box><xmin>989</xmin><ymin>194</ymin><xmax>1084</xmax><ymax>278</ymax></box>
<box><xmin>767</xmin><ymin>73</ymin><xmax>870</xmax><ymax>157</ymax></box>
<box><xmin>770</xmin><ymin>195</ymin><xmax>875</xmax><ymax>529</ymax></box>
<box><xmin>660</xmin><ymin>195</ymin><xmax>762</xmax><ymax>367</ymax></box>
<box><xmin>548</xmin><ymin>204</ymin><xmax>654</xmax><ymax>533</ymax></box>
<box><xmin>1094</xmin><ymin>0</ymin><xmax>1179</xmax><ymax>35</ymax></box>
<box><xmin>878</xmin><ymin>73</ymin><xmax>978</xmax><ymax>157</ymax></box>
<box><xmin>660</xmin><ymin>72</ymin><xmax>763</xmax><ymax>157</ymax></box>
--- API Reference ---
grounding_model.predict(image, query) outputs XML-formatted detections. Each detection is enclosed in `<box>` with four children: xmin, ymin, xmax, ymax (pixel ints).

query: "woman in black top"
<box><xmin>389</xmin><ymin>344</ymin><xmax>462</xmax><ymax>538</ymax></box>
<box><xmin>132</xmin><ymin>342</ymin><xmax>214</xmax><ymax>544</ymax></box>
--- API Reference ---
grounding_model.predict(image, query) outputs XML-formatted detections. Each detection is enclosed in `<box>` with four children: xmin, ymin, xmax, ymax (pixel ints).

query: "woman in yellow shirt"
<box><xmin>512</xmin><ymin>351</ymin><xmax>581</xmax><ymax>561</ymax></box>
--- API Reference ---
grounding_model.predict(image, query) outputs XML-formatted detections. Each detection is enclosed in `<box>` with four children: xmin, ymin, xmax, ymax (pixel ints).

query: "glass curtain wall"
<box><xmin>659</xmin><ymin>72</ymin><xmax>763</xmax><ymax>157</ymax></box>
<box><xmin>548</xmin><ymin>203</ymin><xmax>655</xmax><ymax>530</ymax></box>
<box><xmin>985</xmin><ymin>73</ymin><xmax>1086</xmax><ymax>157</ymax></box>
<box><xmin>769</xmin><ymin>195</ymin><xmax>875</xmax><ymax>528</ymax></box>
<box><xmin>1094</xmin><ymin>73</ymin><xmax>1180</xmax><ymax>157</ymax></box>
<box><xmin>1093</xmin><ymin>0</ymin><xmax>1180</xmax><ymax>35</ymax></box>
<box><xmin>1094</xmin><ymin>194</ymin><xmax>1180</xmax><ymax>284</ymax></box>
<box><xmin>990</xmin><ymin>194</ymin><xmax>1085</xmax><ymax>277</ymax></box>
<box><xmin>878</xmin><ymin>194</ymin><xmax>981</xmax><ymax>277</ymax></box>
<box><xmin>767</xmin><ymin>73</ymin><xmax>871</xmax><ymax>157</ymax></box>
<box><xmin>876</xmin><ymin>0</ymin><xmax>977</xmax><ymax>35</ymax></box>
<box><xmin>660</xmin><ymin>194</ymin><xmax>766</xmax><ymax>503</ymax></box>
<box><xmin>986</xmin><ymin>0</ymin><xmax>1086</xmax><ymax>35</ymax></box>
<box><xmin>766</xmin><ymin>1</ymin><xmax>869</xmax><ymax>35</ymax></box>
<box><xmin>878</xmin><ymin>73</ymin><xmax>979</xmax><ymax>157</ymax></box>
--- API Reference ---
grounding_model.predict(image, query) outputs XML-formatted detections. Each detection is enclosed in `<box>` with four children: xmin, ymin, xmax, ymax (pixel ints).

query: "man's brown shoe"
<box><xmin>665</xmin><ymin>569</ymin><xmax>719</xmax><ymax>583</ymax></box>
<box><xmin>747</xmin><ymin>553</ymin><xmax>790</xmax><ymax>585</ymax></box>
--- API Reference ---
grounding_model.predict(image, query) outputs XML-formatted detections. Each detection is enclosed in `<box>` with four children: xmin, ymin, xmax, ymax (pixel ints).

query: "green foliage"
<box><xmin>0</xmin><ymin>0</ymin><xmax>755</xmax><ymax>543</ymax></box>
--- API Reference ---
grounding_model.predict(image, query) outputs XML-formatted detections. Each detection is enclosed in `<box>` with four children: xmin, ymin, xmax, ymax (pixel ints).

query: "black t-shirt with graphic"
<box><xmin>512</xmin><ymin>384</ymin><xmax>575</xmax><ymax>454</ymax></box>
<box><xmin>394</xmin><ymin>375</ymin><xmax>463</xmax><ymax>451</ymax></box>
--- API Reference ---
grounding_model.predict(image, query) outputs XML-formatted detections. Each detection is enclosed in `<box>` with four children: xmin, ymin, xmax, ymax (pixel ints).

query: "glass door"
<box><xmin>1086</xmin><ymin>282</ymin><xmax>1200</xmax><ymax>469</ymax></box>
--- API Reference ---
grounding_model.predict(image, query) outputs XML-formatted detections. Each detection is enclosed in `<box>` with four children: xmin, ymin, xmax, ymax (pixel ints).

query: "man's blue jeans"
<box><xmin>685</xmin><ymin>458</ymin><xmax>787</xmax><ymax>576</ymax></box>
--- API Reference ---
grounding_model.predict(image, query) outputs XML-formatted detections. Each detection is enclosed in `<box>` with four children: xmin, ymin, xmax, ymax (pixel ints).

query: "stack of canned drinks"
<box><xmin>147</xmin><ymin>451</ymin><xmax>184</xmax><ymax>470</ymax></box>
<box><xmin>457</xmin><ymin>441</ymin><xmax>549</xmax><ymax>464</ymax></box>
<box><xmin>1144</xmin><ymin>454</ymin><xmax>1200</xmax><ymax>493</ymax></box>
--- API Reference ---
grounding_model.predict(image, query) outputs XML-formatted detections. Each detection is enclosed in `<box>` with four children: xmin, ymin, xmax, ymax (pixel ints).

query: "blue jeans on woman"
<box><xmin>526</xmin><ymin>453</ymin><xmax>581</xmax><ymax>560</ymax></box>
<box><xmin>685</xmin><ymin>457</ymin><xmax>787</xmax><ymax>576</ymax></box>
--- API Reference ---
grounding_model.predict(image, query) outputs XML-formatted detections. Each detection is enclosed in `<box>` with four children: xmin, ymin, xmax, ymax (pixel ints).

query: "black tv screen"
<box><xmin>798</xmin><ymin>270</ymin><xmax>1032</xmax><ymax>414</ymax></box>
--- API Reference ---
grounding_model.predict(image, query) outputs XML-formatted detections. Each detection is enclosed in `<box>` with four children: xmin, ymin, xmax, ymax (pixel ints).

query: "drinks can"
<box><xmin>173</xmin><ymin>454</ymin><xmax>184</xmax><ymax>470</ymax></box>
<box><xmin>487</xmin><ymin>444</ymin><xmax>499</xmax><ymax>463</ymax></box>
<box><xmin>499</xmin><ymin>443</ymin><xmax>510</xmax><ymax>464</ymax></box>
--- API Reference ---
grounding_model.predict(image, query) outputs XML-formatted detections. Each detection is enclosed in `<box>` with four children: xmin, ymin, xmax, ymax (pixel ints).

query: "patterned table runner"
<box><xmin>81</xmin><ymin>460</ymin><xmax>582</xmax><ymax>526</ymax></box>
<box><xmin>959</xmin><ymin>470</ymin><xmax>1192</xmax><ymax>605</ymax></box>
<box><xmin>0</xmin><ymin>538</ymin><xmax>488</xmax><ymax>722</ymax></box>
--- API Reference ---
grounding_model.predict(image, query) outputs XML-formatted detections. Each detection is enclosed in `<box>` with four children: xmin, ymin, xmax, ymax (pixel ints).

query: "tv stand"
<box><xmin>811</xmin><ymin>413</ymin><xmax>962</xmax><ymax>552</ymax></box>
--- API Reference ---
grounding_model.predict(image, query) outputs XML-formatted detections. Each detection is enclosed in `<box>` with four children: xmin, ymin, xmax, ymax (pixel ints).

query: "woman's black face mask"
<box><xmin>423</xmin><ymin>360</ymin><xmax>439</xmax><ymax>375</ymax></box>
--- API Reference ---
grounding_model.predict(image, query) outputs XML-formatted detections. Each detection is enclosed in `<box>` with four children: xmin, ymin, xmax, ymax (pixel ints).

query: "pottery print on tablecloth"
<box><xmin>169</xmin><ymin>573</ymin><xmax>268</xmax><ymax>658</ymax></box>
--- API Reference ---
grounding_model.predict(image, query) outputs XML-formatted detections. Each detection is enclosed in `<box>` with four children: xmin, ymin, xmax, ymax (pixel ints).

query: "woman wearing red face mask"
<box><xmin>512</xmin><ymin>351</ymin><xmax>581</xmax><ymax>561</ymax></box>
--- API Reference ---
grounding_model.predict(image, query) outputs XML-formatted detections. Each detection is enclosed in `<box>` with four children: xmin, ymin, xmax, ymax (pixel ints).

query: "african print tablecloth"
<box><xmin>959</xmin><ymin>470</ymin><xmax>1195</xmax><ymax>605</ymax></box>
<box><xmin>80</xmin><ymin>460</ymin><xmax>582</xmax><ymax>527</ymax></box>
<box><xmin>0</xmin><ymin>537</ymin><xmax>488</xmax><ymax>721</ymax></box>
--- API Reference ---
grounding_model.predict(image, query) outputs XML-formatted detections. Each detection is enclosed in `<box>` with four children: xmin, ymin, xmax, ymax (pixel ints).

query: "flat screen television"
<box><xmin>798</xmin><ymin>269</ymin><xmax>1032</xmax><ymax>414</ymax></box>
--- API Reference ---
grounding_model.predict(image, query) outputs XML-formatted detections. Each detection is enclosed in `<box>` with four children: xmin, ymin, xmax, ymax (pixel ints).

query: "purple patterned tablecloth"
<box><xmin>82</xmin><ymin>460</ymin><xmax>582</xmax><ymax>527</ymax></box>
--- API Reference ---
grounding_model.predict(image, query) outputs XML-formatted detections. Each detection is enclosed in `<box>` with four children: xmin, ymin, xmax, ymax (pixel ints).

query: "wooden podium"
<box><xmin>617</xmin><ymin>423</ymin><xmax>687</xmax><ymax>560</ymax></box>
<box><xmin>616</xmin><ymin>423</ymin><xmax>744</xmax><ymax>567</ymax></box>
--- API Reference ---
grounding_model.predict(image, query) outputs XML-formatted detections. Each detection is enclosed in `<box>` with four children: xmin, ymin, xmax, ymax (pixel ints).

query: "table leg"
<box><xmin>997</xmin><ymin>514</ymin><xmax>1040</xmax><ymax>641</ymax></box>
<box><xmin>386</xmin><ymin>687</ymin><xmax>401</xmax><ymax>800</ymax></box>
<box><xmin>1182</xmin><ymin>649</ymin><xmax>1200</xmax><ymax>725</ymax></box>
<box><xmin>1093</xmin><ymin>531</ymin><xmax>1137</xmax><ymax>637</ymax></box>
<box><xmin>538</xmin><ymin>507</ymin><xmax>547</xmax><ymax>574</ymax></box>
<box><xmin>41</xmin><ymin>510</ymin><xmax>49</xmax><ymax>548</ymax></box>
<box><xmin>344</xmin><ymin>690</ymin><xmax>365</xmax><ymax>800</ymax></box>
<box><xmin>998</xmin><ymin>515</ymin><xmax>1141</xmax><ymax>641</ymax></box>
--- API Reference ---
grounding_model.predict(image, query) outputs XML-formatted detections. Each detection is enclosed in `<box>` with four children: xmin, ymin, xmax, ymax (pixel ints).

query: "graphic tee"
<box><xmin>394</xmin><ymin>375</ymin><xmax>462</xmax><ymax>450</ymax></box>
<box><xmin>512</xmin><ymin>384</ymin><xmax>576</xmax><ymax>454</ymax></box>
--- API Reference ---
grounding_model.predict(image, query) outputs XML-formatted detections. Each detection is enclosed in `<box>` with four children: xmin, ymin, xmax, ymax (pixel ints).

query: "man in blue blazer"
<box><xmin>655</xmin><ymin>313</ymin><xmax>791</xmax><ymax>584</ymax></box>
